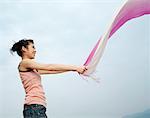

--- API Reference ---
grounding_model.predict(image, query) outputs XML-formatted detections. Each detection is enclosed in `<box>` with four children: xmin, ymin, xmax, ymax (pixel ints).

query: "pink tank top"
<box><xmin>19</xmin><ymin>70</ymin><xmax>46</xmax><ymax>107</ymax></box>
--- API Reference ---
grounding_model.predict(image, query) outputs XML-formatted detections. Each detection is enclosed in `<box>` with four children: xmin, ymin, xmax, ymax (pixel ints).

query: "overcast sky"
<box><xmin>0</xmin><ymin>0</ymin><xmax>149</xmax><ymax>118</ymax></box>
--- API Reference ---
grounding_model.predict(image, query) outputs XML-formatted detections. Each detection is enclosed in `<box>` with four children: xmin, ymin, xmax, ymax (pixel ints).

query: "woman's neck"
<box><xmin>22</xmin><ymin>56</ymin><xmax>31</xmax><ymax>60</ymax></box>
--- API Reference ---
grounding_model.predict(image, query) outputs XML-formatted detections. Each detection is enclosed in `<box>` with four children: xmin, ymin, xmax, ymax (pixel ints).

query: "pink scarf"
<box><xmin>82</xmin><ymin>0</ymin><xmax>150</xmax><ymax>81</ymax></box>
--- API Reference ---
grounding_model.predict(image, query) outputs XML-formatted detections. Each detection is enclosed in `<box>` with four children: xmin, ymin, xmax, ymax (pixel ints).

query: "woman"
<box><xmin>10</xmin><ymin>39</ymin><xmax>87</xmax><ymax>118</ymax></box>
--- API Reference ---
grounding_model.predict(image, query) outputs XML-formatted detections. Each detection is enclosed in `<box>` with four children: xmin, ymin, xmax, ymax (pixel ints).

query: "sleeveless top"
<box><xmin>19</xmin><ymin>69</ymin><xmax>47</xmax><ymax>107</ymax></box>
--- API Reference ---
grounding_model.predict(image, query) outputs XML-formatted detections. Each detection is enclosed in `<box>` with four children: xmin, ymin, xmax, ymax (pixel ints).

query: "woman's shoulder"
<box><xmin>18</xmin><ymin>59</ymin><xmax>34</xmax><ymax>67</ymax></box>
<box><xmin>18</xmin><ymin>59</ymin><xmax>35</xmax><ymax>72</ymax></box>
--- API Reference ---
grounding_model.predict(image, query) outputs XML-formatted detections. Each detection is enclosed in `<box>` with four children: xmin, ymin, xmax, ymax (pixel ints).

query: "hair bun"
<box><xmin>11</xmin><ymin>42</ymin><xmax>19</xmax><ymax>52</ymax></box>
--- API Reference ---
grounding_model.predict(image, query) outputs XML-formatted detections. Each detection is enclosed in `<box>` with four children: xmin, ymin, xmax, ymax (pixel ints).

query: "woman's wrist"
<box><xmin>70</xmin><ymin>65</ymin><xmax>78</xmax><ymax>71</ymax></box>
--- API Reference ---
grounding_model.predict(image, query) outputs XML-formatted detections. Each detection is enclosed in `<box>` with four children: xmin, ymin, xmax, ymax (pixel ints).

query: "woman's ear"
<box><xmin>21</xmin><ymin>46</ymin><xmax>27</xmax><ymax>52</ymax></box>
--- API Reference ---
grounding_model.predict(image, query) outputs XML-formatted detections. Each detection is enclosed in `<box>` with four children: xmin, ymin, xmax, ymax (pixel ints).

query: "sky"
<box><xmin>0</xmin><ymin>0</ymin><xmax>149</xmax><ymax>118</ymax></box>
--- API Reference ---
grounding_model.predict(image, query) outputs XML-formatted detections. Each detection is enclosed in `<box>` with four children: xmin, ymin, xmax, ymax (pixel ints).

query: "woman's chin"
<box><xmin>30</xmin><ymin>56</ymin><xmax>35</xmax><ymax>59</ymax></box>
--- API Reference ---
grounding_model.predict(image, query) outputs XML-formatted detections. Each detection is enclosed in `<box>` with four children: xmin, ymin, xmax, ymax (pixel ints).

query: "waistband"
<box><xmin>24</xmin><ymin>104</ymin><xmax>46</xmax><ymax>110</ymax></box>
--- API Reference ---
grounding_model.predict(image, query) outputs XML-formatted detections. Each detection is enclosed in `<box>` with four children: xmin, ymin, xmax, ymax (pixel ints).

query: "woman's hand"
<box><xmin>76</xmin><ymin>66</ymin><xmax>87</xmax><ymax>74</ymax></box>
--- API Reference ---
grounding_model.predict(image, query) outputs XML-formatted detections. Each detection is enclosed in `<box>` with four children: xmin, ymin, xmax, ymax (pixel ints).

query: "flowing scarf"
<box><xmin>82</xmin><ymin>0</ymin><xmax>150</xmax><ymax>82</ymax></box>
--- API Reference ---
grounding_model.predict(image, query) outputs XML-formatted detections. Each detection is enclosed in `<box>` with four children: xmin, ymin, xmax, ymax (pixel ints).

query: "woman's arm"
<box><xmin>21</xmin><ymin>59</ymin><xmax>86</xmax><ymax>74</ymax></box>
<box><xmin>38</xmin><ymin>70</ymin><xmax>69</xmax><ymax>75</ymax></box>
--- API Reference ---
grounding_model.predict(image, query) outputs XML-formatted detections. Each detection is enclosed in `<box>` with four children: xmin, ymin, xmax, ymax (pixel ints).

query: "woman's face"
<box><xmin>23</xmin><ymin>43</ymin><xmax>36</xmax><ymax>59</ymax></box>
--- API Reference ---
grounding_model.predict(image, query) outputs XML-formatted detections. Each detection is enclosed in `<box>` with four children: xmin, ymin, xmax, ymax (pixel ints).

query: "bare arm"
<box><xmin>38</xmin><ymin>70</ymin><xmax>69</xmax><ymax>75</ymax></box>
<box><xmin>21</xmin><ymin>59</ymin><xmax>86</xmax><ymax>74</ymax></box>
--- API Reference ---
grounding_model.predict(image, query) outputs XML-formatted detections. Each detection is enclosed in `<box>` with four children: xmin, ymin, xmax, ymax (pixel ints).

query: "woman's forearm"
<box><xmin>46</xmin><ymin>64</ymin><xmax>77</xmax><ymax>71</ymax></box>
<box><xmin>38</xmin><ymin>70</ymin><xmax>69</xmax><ymax>75</ymax></box>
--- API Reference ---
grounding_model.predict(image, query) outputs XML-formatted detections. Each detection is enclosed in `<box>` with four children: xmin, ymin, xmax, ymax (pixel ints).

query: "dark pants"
<box><xmin>23</xmin><ymin>104</ymin><xmax>47</xmax><ymax>118</ymax></box>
